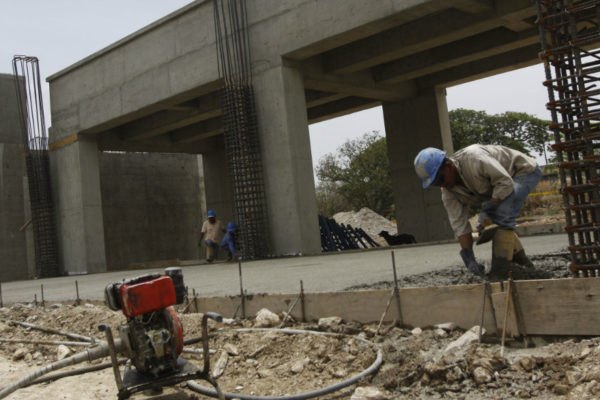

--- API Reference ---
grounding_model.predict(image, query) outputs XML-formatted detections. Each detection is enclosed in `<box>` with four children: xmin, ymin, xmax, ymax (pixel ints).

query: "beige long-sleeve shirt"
<box><xmin>441</xmin><ymin>144</ymin><xmax>537</xmax><ymax>237</ymax></box>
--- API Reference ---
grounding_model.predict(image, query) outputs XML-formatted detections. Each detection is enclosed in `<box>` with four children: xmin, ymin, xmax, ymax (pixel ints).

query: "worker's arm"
<box><xmin>478</xmin><ymin>157</ymin><xmax>514</xmax><ymax>202</ymax></box>
<box><xmin>199</xmin><ymin>232</ymin><xmax>205</xmax><ymax>241</ymax></box>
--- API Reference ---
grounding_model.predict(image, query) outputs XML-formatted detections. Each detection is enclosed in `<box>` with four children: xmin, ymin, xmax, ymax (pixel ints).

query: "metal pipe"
<box><xmin>478</xmin><ymin>282</ymin><xmax>487</xmax><ymax>343</ymax></box>
<box><xmin>3</xmin><ymin>319</ymin><xmax>96</xmax><ymax>343</ymax></box>
<box><xmin>279</xmin><ymin>294</ymin><xmax>301</xmax><ymax>328</ymax></box>
<box><xmin>0</xmin><ymin>338</ymin><xmax>91</xmax><ymax>347</ymax></box>
<box><xmin>99</xmin><ymin>324</ymin><xmax>123</xmax><ymax>391</ymax></box>
<box><xmin>500</xmin><ymin>275</ymin><xmax>513</xmax><ymax>357</ymax></box>
<box><xmin>391</xmin><ymin>251</ymin><xmax>403</xmax><ymax>326</ymax></box>
<box><xmin>75</xmin><ymin>280</ymin><xmax>81</xmax><ymax>306</ymax></box>
<box><xmin>238</xmin><ymin>260</ymin><xmax>245</xmax><ymax>318</ymax></box>
<box><xmin>300</xmin><ymin>280</ymin><xmax>305</xmax><ymax>322</ymax></box>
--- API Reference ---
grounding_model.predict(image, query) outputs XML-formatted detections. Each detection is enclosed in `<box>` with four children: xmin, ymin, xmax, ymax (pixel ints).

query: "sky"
<box><xmin>1</xmin><ymin>1</ymin><xmax>553</xmax><ymax>174</ymax></box>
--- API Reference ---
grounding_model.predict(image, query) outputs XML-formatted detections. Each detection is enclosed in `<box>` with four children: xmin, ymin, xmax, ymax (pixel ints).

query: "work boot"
<box><xmin>491</xmin><ymin>229</ymin><xmax>516</xmax><ymax>270</ymax></box>
<box><xmin>512</xmin><ymin>234</ymin><xmax>534</xmax><ymax>268</ymax></box>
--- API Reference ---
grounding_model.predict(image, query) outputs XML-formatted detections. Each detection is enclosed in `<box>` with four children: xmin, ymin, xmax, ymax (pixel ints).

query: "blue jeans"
<box><xmin>205</xmin><ymin>239</ymin><xmax>219</xmax><ymax>261</ymax></box>
<box><xmin>485</xmin><ymin>166</ymin><xmax>542</xmax><ymax>230</ymax></box>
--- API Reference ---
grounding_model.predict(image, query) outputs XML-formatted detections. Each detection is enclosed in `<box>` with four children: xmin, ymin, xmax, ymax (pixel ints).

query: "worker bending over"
<box><xmin>414</xmin><ymin>144</ymin><xmax>542</xmax><ymax>276</ymax></box>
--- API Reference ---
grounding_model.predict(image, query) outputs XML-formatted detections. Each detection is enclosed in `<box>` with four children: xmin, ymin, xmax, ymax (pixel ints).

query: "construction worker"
<box><xmin>221</xmin><ymin>222</ymin><xmax>237</xmax><ymax>262</ymax></box>
<box><xmin>414</xmin><ymin>144</ymin><xmax>542</xmax><ymax>276</ymax></box>
<box><xmin>199</xmin><ymin>209</ymin><xmax>226</xmax><ymax>263</ymax></box>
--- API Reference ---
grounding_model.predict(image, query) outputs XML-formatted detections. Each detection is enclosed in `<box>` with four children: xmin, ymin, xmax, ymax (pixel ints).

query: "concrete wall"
<box><xmin>0</xmin><ymin>74</ymin><xmax>30</xmax><ymax>281</ymax></box>
<box><xmin>99</xmin><ymin>152</ymin><xmax>203</xmax><ymax>270</ymax></box>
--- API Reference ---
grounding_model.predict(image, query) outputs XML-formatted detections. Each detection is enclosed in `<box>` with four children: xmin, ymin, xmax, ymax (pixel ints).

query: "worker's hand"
<box><xmin>459</xmin><ymin>248</ymin><xmax>485</xmax><ymax>276</ymax></box>
<box><xmin>477</xmin><ymin>201</ymin><xmax>498</xmax><ymax>232</ymax></box>
<box><xmin>481</xmin><ymin>200</ymin><xmax>498</xmax><ymax>215</ymax></box>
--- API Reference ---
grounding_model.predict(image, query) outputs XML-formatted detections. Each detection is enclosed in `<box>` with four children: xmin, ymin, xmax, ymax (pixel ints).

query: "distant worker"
<box><xmin>414</xmin><ymin>144</ymin><xmax>541</xmax><ymax>276</ymax></box>
<box><xmin>221</xmin><ymin>222</ymin><xmax>237</xmax><ymax>262</ymax></box>
<box><xmin>199</xmin><ymin>209</ymin><xmax>226</xmax><ymax>263</ymax></box>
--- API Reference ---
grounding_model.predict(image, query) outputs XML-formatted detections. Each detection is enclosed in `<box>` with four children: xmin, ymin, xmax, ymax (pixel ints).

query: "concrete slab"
<box><xmin>0</xmin><ymin>233</ymin><xmax>569</xmax><ymax>304</ymax></box>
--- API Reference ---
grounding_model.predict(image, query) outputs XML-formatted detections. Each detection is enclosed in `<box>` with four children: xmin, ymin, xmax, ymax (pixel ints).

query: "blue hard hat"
<box><xmin>227</xmin><ymin>222</ymin><xmax>236</xmax><ymax>232</ymax></box>
<box><xmin>207</xmin><ymin>209</ymin><xmax>216</xmax><ymax>217</ymax></box>
<box><xmin>414</xmin><ymin>147</ymin><xmax>446</xmax><ymax>188</ymax></box>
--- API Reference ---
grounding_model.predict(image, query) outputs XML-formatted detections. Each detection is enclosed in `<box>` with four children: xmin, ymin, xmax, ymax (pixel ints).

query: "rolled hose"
<box><xmin>187</xmin><ymin>328</ymin><xmax>383</xmax><ymax>400</ymax></box>
<box><xmin>0</xmin><ymin>340</ymin><xmax>121</xmax><ymax>399</ymax></box>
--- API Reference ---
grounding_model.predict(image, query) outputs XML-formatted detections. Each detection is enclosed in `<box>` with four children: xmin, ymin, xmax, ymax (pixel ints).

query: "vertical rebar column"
<box><xmin>214</xmin><ymin>0</ymin><xmax>270</xmax><ymax>259</ymax></box>
<box><xmin>12</xmin><ymin>56</ymin><xmax>59</xmax><ymax>277</ymax></box>
<box><xmin>536</xmin><ymin>0</ymin><xmax>600</xmax><ymax>276</ymax></box>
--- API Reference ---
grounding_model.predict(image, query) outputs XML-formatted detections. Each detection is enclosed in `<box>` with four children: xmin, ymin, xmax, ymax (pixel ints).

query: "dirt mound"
<box><xmin>333</xmin><ymin>208</ymin><xmax>397</xmax><ymax>246</ymax></box>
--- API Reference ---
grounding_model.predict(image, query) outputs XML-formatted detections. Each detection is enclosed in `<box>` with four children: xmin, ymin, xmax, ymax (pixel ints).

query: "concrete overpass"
<box><xmin>47</xmin><ymin>0</ymin><xmax>544</xmax><ymax>274</ymax></box>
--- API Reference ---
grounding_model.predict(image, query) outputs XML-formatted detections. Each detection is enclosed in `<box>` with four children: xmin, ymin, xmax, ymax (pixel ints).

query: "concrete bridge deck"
<box><xmin>0</xmin><ymin>233</ymin><xmax>568</xmax><ymax>305</ymax></box>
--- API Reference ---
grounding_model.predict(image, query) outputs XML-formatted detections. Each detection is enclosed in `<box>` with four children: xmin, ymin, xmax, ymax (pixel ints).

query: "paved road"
<box><xmin>1</xmin><ymin>233</ymin><xmax>569</xmax><ymax>304</ymax></box>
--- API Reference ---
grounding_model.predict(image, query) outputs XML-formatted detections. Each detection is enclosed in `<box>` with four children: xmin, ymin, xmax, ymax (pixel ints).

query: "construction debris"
<box><xmin>1</xmin><ymin>303</ymin><xmax>599</xmax><ymax>399</ymax></box>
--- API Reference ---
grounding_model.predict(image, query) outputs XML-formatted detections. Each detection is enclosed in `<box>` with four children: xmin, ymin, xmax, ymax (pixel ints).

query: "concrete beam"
<box><xmin>420</xmin><ymin>43</ymin><xmax>540</xmax><ymax>88</ymax></box>
<box><xmin>373</xmin><ymin>27</ymin><xmax>538</xmax><ymax>84</ymax></box>
<box><xmin>120</xmin><ymin>92</ymin><xmax>221</xmax><ymax>141</ymax></box>
<box><xmin>303</xmin><ymin>70</ymin><xmax>415</xmax><ymax>102</ymax></box>
<box><xmin>320</xmin><ymin>0</ymin><xmax>534</xmax><ymax>74</ymax></box>
<box><xmin>305</xmin><ymin>90</ymin><xmax>347</xmax><ymax>108</ymax></box>
<box><xmin>282</xmin><ymin>0</ymin><xmax>454</xmax><ymax>60</ymax></box>
<box><xmin>307</xmin><ymin>97</ymin><xmax>381</xmax><ymax>124</ymax></box>
<box><xmin>170</xmin><ymin>118</ymin><xmax>223</xmax><ymax>144</ymax></box>
<box><xmin>96</xmin><ymin>130</ymin><xmax>221</xmax><ymax>154</ymax></box>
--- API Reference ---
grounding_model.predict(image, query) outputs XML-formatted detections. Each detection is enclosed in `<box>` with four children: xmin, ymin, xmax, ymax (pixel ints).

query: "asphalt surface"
<box><xmin>0</xmin><ymin>233</ymin><xmax>569</xmax><ymax>304</ymax></box>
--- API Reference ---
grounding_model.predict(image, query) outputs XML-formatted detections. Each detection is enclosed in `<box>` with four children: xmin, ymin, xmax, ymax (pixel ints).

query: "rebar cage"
<box><xmin>12</xmin><ymin>56</ymin><xmax>59</xmax><ymax>278</ymax></box>
<box><xmin>536</xmin><ymin>0</ymin><xmax>600</xmax><ymax>276</ymax></box>
<box><xmin>214</xmin><ymin>0</ymin><xmax>270</xmax><ymax>259</ymax></box>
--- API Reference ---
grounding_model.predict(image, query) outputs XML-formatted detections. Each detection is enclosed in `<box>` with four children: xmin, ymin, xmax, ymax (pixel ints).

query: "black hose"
<box><xmin>187</xmin><ymin>328</ymin><xmax>383</xmax><ymax>400</ymax></box>
<box><xmin>25</xmin><ymin>359</ymin><xmax>127</xmax><ymax>388</ymax></box>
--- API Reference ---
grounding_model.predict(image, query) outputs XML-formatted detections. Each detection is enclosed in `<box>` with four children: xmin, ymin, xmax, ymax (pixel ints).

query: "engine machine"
<box><xmin>103</xmin><ymin>267</ymin><xmax>224</xmax><ymax>399</ymax></box>
<box><xmin>104</xmin><ymin>267</ymin><xmax>185</xmax><ymax>376</ymax></box>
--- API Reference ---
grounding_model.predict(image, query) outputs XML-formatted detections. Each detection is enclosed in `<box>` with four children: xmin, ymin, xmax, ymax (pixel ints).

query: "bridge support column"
<box><xmin>383</xmin><ymin>87</ymin><xmax>455</xmax><ymax>243</ymax></box>
<box><xmin>253</xmin><ymin>64</ymin><xmax>321</xmax><ymax>256</ymax></box>
<box><xmin>51</xmin><ymin>137</ymin><xmax>106</xmax><ymax>274</ymax></box>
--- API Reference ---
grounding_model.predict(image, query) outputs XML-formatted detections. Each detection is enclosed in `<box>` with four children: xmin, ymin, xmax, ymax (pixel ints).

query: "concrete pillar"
<box><xmin>0</xmin><ymin>74</ymin><xmax>29</xmax><ymax>282</ymax></box>
<box><xmin>51</xmin><ymin>137</ymin><xmax>106</xmax><ymax>274</ymax></box>
<box><xmin>383</xmin><ymin>86</ymin><xmax>454</xmax><ymax>242</ymax></box>
<box><xmin>253</xmin><ymin>64</ymin><xmax>321</xmax><ymax>256</ymax></box>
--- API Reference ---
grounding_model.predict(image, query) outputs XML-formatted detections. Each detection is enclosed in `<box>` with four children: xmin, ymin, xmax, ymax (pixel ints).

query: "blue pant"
<box><xmin>485</xmin><ymin>166</ymin><xmax>542</xmax><ymax>230</ymax></box>
<box><xmin>205</xmin><ymin>239</ymin><xmax>219</xmax><ymax>261</ymax></box>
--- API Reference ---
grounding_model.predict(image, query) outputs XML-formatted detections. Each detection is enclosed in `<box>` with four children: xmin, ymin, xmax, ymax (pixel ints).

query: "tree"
<box><xmin>315</xmin><ymin>131</ymin><xmax>393</xmax><ymax>217</ymax></box>
<box><xmin>449</xmin><ymin>109</ymin><xmax>551</xmax><ymax>157</ymax></box>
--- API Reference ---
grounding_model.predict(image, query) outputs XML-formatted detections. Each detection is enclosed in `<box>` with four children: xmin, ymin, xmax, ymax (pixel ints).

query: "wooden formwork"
<box><xmin>191</xmin><ymin>278</ymin><xmax>600</xmax><ymax>336</ymax></box>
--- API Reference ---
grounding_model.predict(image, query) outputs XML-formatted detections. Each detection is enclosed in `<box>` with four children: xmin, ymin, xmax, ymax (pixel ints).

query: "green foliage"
<box><xmin>449</xmin><ymin>109</ymin><xmax>551</xmax><ymax>155</ymax></box>
<box><xmin>315</xmin><ymin>131</ymin><xmax>394</xmax><ymax>217</ymax></box>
